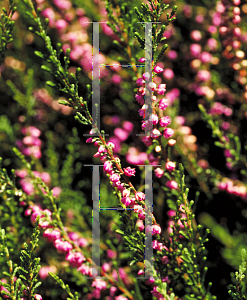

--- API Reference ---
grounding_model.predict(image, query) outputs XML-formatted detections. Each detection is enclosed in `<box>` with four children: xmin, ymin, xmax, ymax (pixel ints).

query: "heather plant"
<box><xmin>1</xmin><ymin>0</ymin><xmax>247</xmax><ymax>299</ymax></box>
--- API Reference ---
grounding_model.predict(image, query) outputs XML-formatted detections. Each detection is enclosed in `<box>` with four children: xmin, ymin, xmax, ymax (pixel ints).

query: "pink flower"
<box><xmin>136</xmin><ymin>78</ymin><xmax>145</xmax><ymax>86</ymax></box>
<box><xmin>52</xmin><ymin>187</ymin><xmax>62</xmax><ymax>197</ymax></box>
<box><xmin>166</xmin><ymin>180</ymin><xmax>178</xmax><ymax>189</ymax></box>
<box><xmin>42</xmin><ymin>8</ymin><xmax>55</xmax><ymax>26</ymax></box>
<box><xmin>116</xmin><ymin>296</ymin><xmax>128</xmax><ymax>300</ymax></box>
<box><xmin>23</xmin><ymin>136</ymin><xmax>35</xmax><ymax>146</ymax></box>
<box><xmin>122</xmin><ymin>189</ymin><xmax>130</xmax><ymax>197</ymax></box>
<box><xmin>163</xmin><ymin>128</ymin><xmax>174</xmax><ymax>138</ymax></box>
<box><xmin>207</xmin><ymin>38</ymin><xmax>217</xmax><ymax>51</ymax></box>
<box><xmin>167</xmin><ymin>50</ymin><xmax>177</xmax><ymax>60</ymax></box>
<box><xmin>156</xmin><ymin>84</ymin><xmax>166</xmax><ymax>95</ymax></box>
<box><xmin>163</xmin><ymin>69</ymin><xmax>174</xmax><ymax>80</ymax></box>
<box><xmin>92</xmin><ymin>279</ymin><xmax>107</xmax><ymax>290</ymax></box>
<box><xmin>160</xmin><ymin>116</ymin><xmax>171</xmax><ymax>127</ymax></box>
<box><xmin>200</xmin><ymin>52</ymin><xmax>212</xmax><ymax>63</ymax></box>
<box><xmin>208</xmin><ymin>25</ymin><xmax>217</xmax><ymax>34</ymax></box>
<box><xmin>196</xmin><ymin>70</ymin><xmax>211</xmax><ymax>81</ymax></box>
<box><xmin>135</xmin><ymin>94</ymin><xmax>144</xmax><ymax>105</ymax></box>
<box><xmin>122</xmin><ymin>121</ymin><xmax>134</xmax><ymax>133</ymax></box>
<box><xmin>114</xmin><ymin>128</ymin><xmax>129</xmax><ymax>141</ymax></box>
<box><xmin>39</xmin><ymin>266</ymin><xmax>56</xmax><ymax>279</ymax></box>
<box><xmin>107</xmin><ymin>249</ymin><xmax>117</xmax><ymax>259</ymax></box>
<box><xmin>165</xmin><ymin>161</ymin><xmax>176</xmax><ymax>171</ymax></box>
<box><xmin>41</xmin><ymin>172</ymin><xmax>51</xmax><ymax>184</ymax></box>
<box><xmin>78</xmin><ymin>237</ymin><xmax>88</xmax><ymax>247</ymax></box>
<box><xmin>89</xmin><ymin>128</ymin><xmax>97</xmax><ymax>135</ymax></box>
<box><xmin>102</xmin><ymin>262</ymin><xmax>111</xmax><ymax>272</ymax></box>
<box><xmin>142</xmin><ymin>72</ymin><xmax>151</xmax><ymax>80</ymax></box>
<box><xmin>98</xmin><ymin>145</ymin><xmax>106</xmax><ymax>153</ymax></box>
<box><xmin>53</xmin><ymin>0</ymin><xmax>71</xmax><ymax>10</ymax></box>
<box><xmin>78</xmin><ymin>16</ymin><xmax>90</xmax><ymax>27</ymax></box>
<box><xmin>78</xmin><ymin>264</ymin><xmax>90</xmax><ymax>275</ymax></box>
<box><xmin>43</xmin><ymin>229</ymin><xmax>61</xmax><ymax>242</ymax></box>
<box><xmin>68</xmin><ymin>232</ymin><xmax>79</xmax><ymax>241</ymax></box>
<box><xmin>148</xmin><ymin>82</ymin><xmax>156</xmax><ymax>91</ymax></box>
<box><xmin>103</xmin><ymin>161</ymin><xmax>113</xmax><ymax>174</ymax></box>
<box><xmin>142</xmin><ymin>136</ymin><xmax>152</xmax><ymax>146</ymax></box>
<box><xmin>141</xmin><ymin>120</ymin><xmax>152</xmax><ymax>131</ymax></box>
<box><xmin>55</xmin><ymin>19</ymin><xmax>67</xmax><ymax>31</ymax></box>
<box><xmin>233</xmin><ymin>27</ymin><xmax>241</xmax><ymax>37</ymax></box>
<box><xmin>152</xmin><ymin>224</ymin><xmax>161</xmax><ymax>235</ymax></box>
<box><xmin>136</xmin><ymin>219</ymin><xmax>144</xmax><ymax>231</ymax></box>
<box><xmin>159</xmin><ymin>98</ymin><xmax>169</xmax><ymax>110</ymax></box>
<box><xmin>135</xmin><ymin>192</ymin><xmax>145</xmax><ymax>201</ymax></box>
<box><xmin>190</xmin><ymin>44</ymin><xmax>201</xmax><ymax>57</ymax></box>
<box><xmin>110</xmin><ymin>286</ymin><xmax>117</xmax><ymax>296</ymax></box>
<box><xmin>154</xmin><ymin>168</ymin><xmax>164</xmax><ymax>178</ymax></box>
<box><xmin>66</xmin><ymin>251</ymin><xmax>85</xmax><ymax>267</ymax></box>
<box><xmin>224</xmin><ymin>107</ymin><xmax>232</xmax><ymax>116</ymax></box>
<box><xmin>149</xmin><ymin>114</ymin><xmax>159</xmax><ymax>125</ymax></box>
<box><xmin>110</xmin><ymin>173</ymin><xmax>120</xmax><ymax>183</ymax></box>
<box><xmin>139</xmin><ymin>104</ymin><xmax>148</xmax><ymax>118</ymax></box>
<box><xmin>54</xmin><ymin>239</ymin><xmax>73</xmax><ymax>252</ymax></box>
<box><xmin>190</xmin><ymin>30</ymin><xmax>202</xmax><ymax>41</ymax></box>
<box><xmin>34</xmin><ymin>294</ymin><xmax>42</xmax><ymax>300</ymax></box>
<box><xmin>21</xmin><ymin>180</ymin><xmax>34</xmax><ymax>195</ymax></box>
<box><xmin>121</xmin><ymin>196</ymin><xmax>131</xmax><ymax>206</ymax></box>
<box><xmin>150</xmin><ymin>129</ymin><xmax>161</xmax><ymax>138</ymax></box>
<box><xmin>233</xmin><ymin>7</ymin><xmax>240</xmax><ymax>15</ymax></box>
<box><xmin>15</xmin><ymin>169</ymin><xmax>28</xmax><ymax>178</ymax></box>
<box><xmin>107</xmin><ymin>142</ymin><xmax>115</xmax><ymax>150</ymax></box>
<box><xmin>161</xmin><ymin>256</ymin><xmax>169</xmax><ymax>264</ymax></box>
<box><xmin>232</xmin><ymin>15</ymin><xmax>241</xmax><ymax>24</ymax></box>
<box><xmin>86</xmin><ymin>138</ymin><xmax>93</xmax><ymax>143</ymax></box>
<box><xmin>109</xmin><ymin>137</ymin><xmax>121</xmax><ymax>153</ymax></box>
<box><xmin>233</xmin><ymin>0</ymin><xmax>241</xmax><ymax>5</ymax></box>
<box><xmin>175</xmin><ymin>116</ymin><xmax>185</xmax><ymax>126</ymax></box>
<box><xmin>139</xmin><ymin>57</ymin><xmax>146</xmax><ymax>63</ymax></box>
<box><xmin>167</xmin><ymin>142</ymin><xmax>177</xmax><ymax>153</ymax></box>
<box><xmin>154</xmin><ymin>65</ymin><xmax>163</xmax><ymax>73</ymax></box>
<box><xmin>123</xmin><ymin>167</ymin><xmax>136</xmax><ymax>177</ymax></box>
<box><xmin>111</xmin><ymin>74</ymin><xmax>121</xmax><ymax>84</ymax></box>
<box><xmin>212</xmin><ymin>12</ymin><xmax>221</xmax><ymax>26</ymax></box>
<box><xmin>126</xmin><ymin>148</ymin><xmax>148</xmax><ymax>165</ymax></box>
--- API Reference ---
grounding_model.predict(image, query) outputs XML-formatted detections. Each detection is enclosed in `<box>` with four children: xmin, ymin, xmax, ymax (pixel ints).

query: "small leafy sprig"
<box><xmin>0</xmin><ymin>219</ymin><xmax>42</xmax><ymax>300</ymax></box>
<box><xmin>47</xmin><ymin>272</ymin><xmax>80</xmax><ymax>300</ymax></box>
<box><xmin>18</xmin><ymin>218</ymin><xmax>42</xmax><ymax>299</ymax></box>
<box><xmin>0</xmin><ymin>0</ymin><xmax>17</xmax><ymax>65</ymax></box>
<box><xmin>134</xmin><ymin>0</ymin><xmax>177</xmax><ymax>64</ymax></box>
<box><xmin>21</xmin><ymin>0</ymin><xmax>93</xmax><ymax>127</ymax></box>
<box><xmin>199</xmin><ymin>104</ymin><xmax>245</xmax><ymax>171</ymax></box>
<box><xmin>228</xmin><ymin>248</ymin><xmax>247</xmax><ymax>300</ymax></box>
<box><xmin>164</xmin><ymin>164</ymin><xmax>216</xmax><ymax>299</ymax></box>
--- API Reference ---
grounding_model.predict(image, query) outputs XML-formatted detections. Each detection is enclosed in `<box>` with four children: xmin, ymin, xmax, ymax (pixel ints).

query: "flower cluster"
<box><xmin>16</xmin><ymin>126</ymin><xmax>42</xmax><ymax>159</ymax></box>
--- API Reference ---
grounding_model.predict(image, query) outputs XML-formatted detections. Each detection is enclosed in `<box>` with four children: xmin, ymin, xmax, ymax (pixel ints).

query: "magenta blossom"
<box><xmin>123</xmin><ymin>167</ymin><xmax>136</xmax><ymax>177</ymax></box>
<box><xmin>164</xmin><ymin>128</ymin><xmax>174</xmax><ymax>138</ymax></box>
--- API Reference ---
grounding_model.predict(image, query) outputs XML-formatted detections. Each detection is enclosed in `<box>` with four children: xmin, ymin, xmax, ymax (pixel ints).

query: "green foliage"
<box><xmin>18</xmin><ymin>219</ymin><xmax>42</xmax><ymax>299</ymax></box>
<box><xmin>228</xmin><ymin>249</ymin><xmax>247</xmax><ymax>300</ymax></box>
<box><xmin>0</xmin><ymin>220</ymin><xmax>41</xmax><ymax>299</ymax></box>
<box><xmin>0</xmin><ymin>0</ymin><xmax>17</xmax><ymax>64</ymax></box>
<box><xmin>20</xmin><ymin>0</ymin><xmax>93</xmax><ymax>127</ymax></box>
<box><xmin>0</xmin><ymin>114</ymin><xmax>15</xmax><ymax>147</ymax></box>
<box><xmin>1</xmin><ymin>0</ymin><xmax>247</xmax><ymax>298</ymax></box>
<box><xmin>0</xmin><ymin>157</ymin><xmax>31</xmax><ymax>256</ymax></box>
<box><xmin>6</xmin><ymin>68</ymin><xmax>36</xmax><ymax>117</ymax></box>
<box><xmin>133</xmin><ymin>0</ymin><xmax>177</xmax><ymax>64</ymax></box>
<box><xmin>198</xmin><ymin>104</ymin><xmax>246</xmax><ymax>170</ymax></box>
<box><xmin>48</xmin><ymin>272</ymin><xmax>80</xmax><ymax>300</ymax></box>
